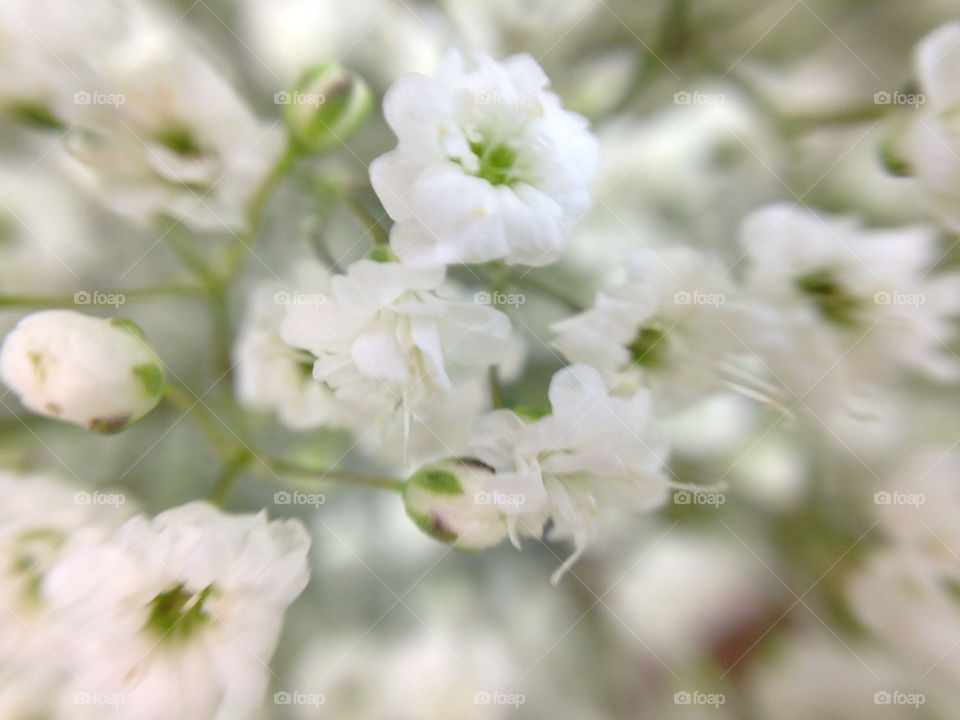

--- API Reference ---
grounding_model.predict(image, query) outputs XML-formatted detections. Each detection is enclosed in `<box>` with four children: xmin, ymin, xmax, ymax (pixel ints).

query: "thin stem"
<box><xmin>517</xmin><ymin>273</ymin><xmax>587</xmax><ymax>313</ymax></box>
<box><xmin>346</xmin><ymin>196</ymin><xmax>389</xmax><ymax>246</ymax></box>
<box><xmin>488</xmin><ymin>366</ymin><xmax>505</xmax><ymax>409</ymax></box>
<box><xmin>0</xmin><ymin>284</ymin><xmax>204</xmax><ymax>308</ymax></box>
<box><xmin>262</xmin><ymin>457</ymin><xmax>405</xmax><ymax>492</ymax></box>
<box><xmin>163</xmin><ymin>383</ymin><xmax>234</xmax><ymax>456</ymax></box>
<box><xmin>209</xmin><ymin>450</ymin><xmax>253</xmax><ymax>505</ymax></box>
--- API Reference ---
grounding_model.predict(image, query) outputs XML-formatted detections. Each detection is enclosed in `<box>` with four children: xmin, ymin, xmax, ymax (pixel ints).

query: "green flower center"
<box><xmin>628</xmin><ymin>325</ymin><xmax>667</xmax><ymax>367</ymax></box>
<box><xmin>468</xmin><ymin>137</ymin><xmax>519</xmax><ymax>186</ymax></box>
<box><xmin>145</xmin><ymin>583</ymin><xmax>215</xmax><ymax>642</ymax></box>
<box><xmin>795</xmin><ymin>268</ymin><xmax>860</xmax><ymax>327</ymax></box>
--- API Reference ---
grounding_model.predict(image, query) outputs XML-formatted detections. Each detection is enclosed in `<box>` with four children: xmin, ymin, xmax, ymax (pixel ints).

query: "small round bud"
<box><xmin>403</xmin><ymin>458</ymin><xmax>509</xmax><ymax>550</ymax></box>
<box><xmin>282</xmin><ymin>63</ymin><xmax>372</xmax><ymax>152</ymax></box>
<box><xmin>0</xmin><ymin>310</ymin><xmax>165</xmax><ymax>433</ymax></box>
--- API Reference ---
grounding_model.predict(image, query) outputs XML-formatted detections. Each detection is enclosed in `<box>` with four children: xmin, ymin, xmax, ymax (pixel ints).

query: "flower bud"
<box><xmin>0</xmin><ymin>311</ymin><xmax>165</xmax><ymax>433</ymax></box>
<box><xmin>403</xmin><ymin>458</ymin><xmax>509</xmax><ymax>550</ymax></box>
<box><xmin>282</xmin><ymin>63</ymin><xmax>372</xmax><ymax>152</ymax></box>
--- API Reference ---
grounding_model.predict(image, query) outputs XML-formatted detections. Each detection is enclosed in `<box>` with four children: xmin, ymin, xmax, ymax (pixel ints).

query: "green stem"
<box><xmin>517</xmin><ymin>273</ymin><xmax>587</xmax><ymax>313</ymax></box>
<box><xmin>0</xmin><ymin>284</ymin><xmax>204</xmax><ymax>308</ymax></box>
<box><xmin>209</xmin><ymin>450</ymin><xmax>253</xmax><ymax>505</ymax></box>
<box><xmin>346</xmin><ymin>196</ymin><xmax>389</xmax><ymax>246</ymax></box>
<box><xmin>488</xmin><ymin>366</ymin><xmax>505</xmax><ymax>409</ymax></box>
<box><xmin>260</xmin><ymin>457</ymin><xmax>405</xmax><ymax>492</ymax></box>
<box><xmin>163</xmin><ymin>383</ymin><xmax>234</xmax><ymax>456</ymax></box>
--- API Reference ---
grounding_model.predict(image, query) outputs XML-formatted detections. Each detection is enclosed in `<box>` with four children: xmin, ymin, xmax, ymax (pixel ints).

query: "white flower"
<box><xmin>234</xmin><ymin>263</ymin><xmax>346</xmax><ymax>431</ymax></box>
<box><xmin>848</xmin><ymin>548</ymin><xmax>960</xmax><ymax>688</ymax></box>
<box><xmin>44</xmin><ymin>502</ymin><xmax>311</xmax><ymax>720</ymax></box>
<box><xmin>468</xmin><ymin>364</ymin><xmax>670</xmax><ymax>583</ymax></box>
<box><xmin>370</xmin><ymin>48</ymin><xmax>600</xmax><ymax>266</ymax></box>
<box><xmin>0</xmin><ymin>311</ymin><xmax>165</xmax><ymax>432</ymax></box>
<box><xmin>280</xmin><ymin>258</ymin><xmax>510</xmax><ymax>415</ymax></box>
<box><xmin>0</xmin><ymin>472</ymin><xmax>130</xmax><ymax>718</ymax></box>
<box><xmin>737</xmin><ymin>204</ymin><xmax>960</xmax><ymax>418</ymax></box>
<box><xmin>553</xmin><ymin>246</ymin><xmax>739</xmax><ymax>411</ymax></box>
<box><xmin>60</xmin><ymin>3</ymin><xmax>283</xmax><ymax>231</ymax></box>
<box><xmin>898</xmin><ymin>22</ymin><xmax>960</xmax><ymax>229</ymax></box>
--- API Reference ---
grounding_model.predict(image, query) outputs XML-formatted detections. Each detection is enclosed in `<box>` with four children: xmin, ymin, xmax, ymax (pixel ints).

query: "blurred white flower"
<box><xmin>848</xmin><ymin>548</ymin><xmax>960</xmax><ymax>689</ymax></box>
<box><xmin>60</xmin><ymin>3</ymin><xmax>283</xmax><ymax>232</ymax></box>
<box><xmin>899</xmin><ymin>22</ymin><xmax>960</xmax><ymax>230</ymax></box>
<box><xmin>737</xmin><ymin>204</ymin><xmax>960</xmax><ymax>419</ymax></box>
<box><xmin>0</xmin><ymin>471</ymin><xmax>129</xmax><ymax>714</ymax></box>
<box><xmin>0</xmin><ymin>310</ymin><xmax>165</xmax><ymax>432</ymax></box>
<box><xmin>280</xmin><ymin>258</ymin><xmax>510</xmax><ymax>415</ymax></box>
<box><xmin>370</xmin><ymin>48</ymin><xmax>600</xmax><ymax>266</ymax></box>
<box><xmin>0</xmin><ymin>0</ymin><xmax>127</xmax><ymax>121</ymax></box>
<box><xmin>45</xmin><ymin>502</ymin><xmax>310</xmax><ymax>720</ymax></box>
<box><xmin>469</xmin><ymin>364</ymin><xmax>670</xmax><ymax>583</ymax></box>
<box><xmin>553</xmin><ymin>246</ymin><xmax>739</xmax><ymax>411</ymax></box>
<box><xmin>290</xmin><ymin>628</ymin><xmax>522</xmax><ymax>720</ymax></box>
<box><xmin>234</xmin><ymin>263</ymin><xmax>346</xmax><ymax>431</ymax></box>
<box><xmin>747</xmin><ymin>630</ymin><xmax>932</xmax><ymax>720</ymax></box>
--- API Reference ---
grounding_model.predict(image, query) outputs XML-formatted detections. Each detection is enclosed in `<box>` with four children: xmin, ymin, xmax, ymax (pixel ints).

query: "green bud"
<box><xmin>280</xmin><ymin>64</ymin><xmax>372</xmax><ymax>152</ymax></box>
<box><xmin>403</xmin><ymin>458</ymin><xmax>510</xmax><ymax>550</ymax></box>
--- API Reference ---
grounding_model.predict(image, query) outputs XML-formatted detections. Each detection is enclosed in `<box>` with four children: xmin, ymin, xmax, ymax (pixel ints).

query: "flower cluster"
<box><xmin>0</xmin><ymin>472</ymin><xmax>309</xmax><ymax>719</ymax></box>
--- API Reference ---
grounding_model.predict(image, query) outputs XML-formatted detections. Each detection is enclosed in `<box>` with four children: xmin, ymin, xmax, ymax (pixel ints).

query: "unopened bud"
<box><xmin>282</xmin><ymin>64</ymin><xmax>372</xmax><ymax>152</ymax></box>
<box><xmin>403</xmin><ymin>458</ymin><xmax>509</xmax><ymax>550</ymax></box>
<box><xmin>0</xmin><ymin>311</ymin><xmax>165</xmax><ymax>433</ymax></box>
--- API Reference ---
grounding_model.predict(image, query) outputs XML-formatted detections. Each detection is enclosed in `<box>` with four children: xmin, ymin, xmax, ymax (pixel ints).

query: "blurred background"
<box><xmin>2</xmin><ymin>0</ymin><xmax>960</xmax><ymax>717</ymax></box>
